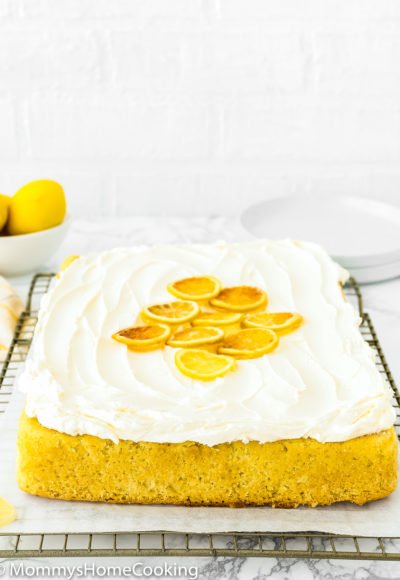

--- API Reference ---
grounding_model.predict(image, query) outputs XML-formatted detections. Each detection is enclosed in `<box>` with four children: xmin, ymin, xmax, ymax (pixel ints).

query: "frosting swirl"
<box><xmin>19</xmin><ymin>240</ymin><xmax>395</xmax><ymax>445</ymax></box>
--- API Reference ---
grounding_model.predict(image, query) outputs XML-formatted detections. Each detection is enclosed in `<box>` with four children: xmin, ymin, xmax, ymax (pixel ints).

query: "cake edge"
<box><xmin>17</xmin><ymin>411</ymin><xmax>398</xmax><ymax>508</ymax></box>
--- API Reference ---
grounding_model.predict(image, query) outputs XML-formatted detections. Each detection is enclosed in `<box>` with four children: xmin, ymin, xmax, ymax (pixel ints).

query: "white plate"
<box><xmin>348</xmin><ymin>259</ymin><xmax>400</xmax><ymax>285</ymax></box>
<box><xmin>241</xmin><ymin>195</ymin><xmax>400</xmax><ymax>269</ymax></box>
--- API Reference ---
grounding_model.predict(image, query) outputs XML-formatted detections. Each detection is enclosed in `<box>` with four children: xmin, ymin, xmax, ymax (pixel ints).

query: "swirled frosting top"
<box><xmin>19</xmin><ymin>240</ymin><xmax>395</xmax><ymax>445</ymax></box>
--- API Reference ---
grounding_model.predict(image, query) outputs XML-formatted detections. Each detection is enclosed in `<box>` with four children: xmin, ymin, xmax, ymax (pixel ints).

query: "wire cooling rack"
<box><xmin>0</xmin><ymin>273</ymin><xmax>400</xmax><ymax>560</ymax></box>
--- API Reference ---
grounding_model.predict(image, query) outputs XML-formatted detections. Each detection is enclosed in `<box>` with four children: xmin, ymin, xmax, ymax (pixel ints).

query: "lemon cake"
<box><xmin>17</xmin><ymin>240</ymin><xmax>398</xmax><ymax>507</ymax></box>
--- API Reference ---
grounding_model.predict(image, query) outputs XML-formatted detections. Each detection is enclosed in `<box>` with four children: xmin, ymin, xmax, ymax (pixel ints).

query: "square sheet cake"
<box><xmin>17</xmin><ymin>240</ymin><xmax>398</xmax><ymax>507</ymax></box>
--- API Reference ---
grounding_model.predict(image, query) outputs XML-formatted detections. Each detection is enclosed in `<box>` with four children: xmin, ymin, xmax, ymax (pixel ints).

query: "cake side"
<box><xmin>17</xmin><ymin>411</ymin><xmax>398</xmax><ymax>507</ymax></box>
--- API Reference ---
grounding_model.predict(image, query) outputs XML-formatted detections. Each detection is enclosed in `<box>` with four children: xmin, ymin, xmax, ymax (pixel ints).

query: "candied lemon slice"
<box><xmin>168</xmin><ymin>276</ymin><xmax>221</xmax><ymax>301</ymax></box>
<box><xmin>0</xmin><ymin>497</ymin><xmax>16</xmax><ymax>527</ymax></box>
<box><xmin>175</xmin><ymin>349</ymin><xmax>235</xmax><ymax>381</ymax></box>
<box><xmin>60</xmin><ymin>254</ymin><xmax>79</xmax><ymax>271</ymax></box>
<box><xmin>142</xmin><ymin>300</ymin><xmax>199</xmax><ymax>324</ymax></box>
<box><xmin>112</xmin><ymin>324</ymin><xmax>171</xmax><ymax>351</ymax></box>
<box><xmin>210</xmin><ymin>286</ymin><xmax>267</xmax><ymax>312</ymax></box>
<box><xmin>168</xmin><ymin>326</ymin><xmax>224</xmax><ymax>348</ymax></box>
<box><xmin>243</xmin><ymin>312</ymin><xmax>303</xmax><ymax>335</ymax></box>
<box><xmin>218</xmin><ymin>328</ymin><xmax>278</xmax><ymax>359</ymax></box>
<box><xmin>57</xmin><ymin>254</ymin><xmax>80</xmax><ymax>278</ymax></box>
<box><xmin>192</xmin><ymin>310</ymin><xmax>243</xmax><ymax>327</ymax></box>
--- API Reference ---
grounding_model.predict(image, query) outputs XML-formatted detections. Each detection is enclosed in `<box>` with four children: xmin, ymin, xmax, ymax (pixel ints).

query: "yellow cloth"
<box><xmin>0</xmin><ymin>276</ymin><xmax>23</xmax><ymax>361</ymax></box>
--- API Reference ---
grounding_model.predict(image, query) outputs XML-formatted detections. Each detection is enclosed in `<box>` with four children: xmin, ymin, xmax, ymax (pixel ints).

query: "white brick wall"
<box><xmin>0</xmin><ymin>1</ymin><xmax>400</xmax><ymax>216</ymax></box>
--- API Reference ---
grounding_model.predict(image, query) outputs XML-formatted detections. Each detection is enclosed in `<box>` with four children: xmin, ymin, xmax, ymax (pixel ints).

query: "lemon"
<box><xmin>112</xmin><ymin>324</ymin><xmax>171</xmax><ymax>351</ymax></box>
<box><xmin>0</xmin><ymin>497</ymin><xmax>16</xmax><ymax>527</ymax></box>
<box><xmin>60</xmin><ymin>254</ymin><xmax>79</xmax><ymax>272</ymax></box>
<box><xmin>56</xmin><ymin>255</ymin><xmax>80</xmax><ymax>278</ymax></box>
<box><xmin>218</xmin><ymin>328</ymin><xmax>279</xmax><ymax>359</ymax></box>
<box><xmin>0</xmin><ymin>194</ymin><xmax>10</xmax><ymax>231</ymax></box>
<box><xmin>142</xmin><ymin>300</ymin><xmax>200</xmax><ymax>325</ymax></box>
<box><xmin>192</xmin><ymin>310</ymin><xmax>243</xmax><ymax>327</ymax></box>
<box><xmin>210</xmin><ymin>286</ymin><xmax>268</xmax><ymax>312</ymax></box>
<box><xmin>167</xmin><ymin>326</ymin><xmax>224</xmax><ymax>348</ymax></box>
<box><xmin>8</xmin><ymin>180</ymin><xmax>66</xmax><ymax>235</ymax></box>
<box><xmin>243</xmin><ymin>312</ymin><xmax>303</xmax><ymax>335</ymax></box>
<box><xmin>175</xmin><ymin>349</ymin><xmax>236</xmax><ymax>381</ymax></box>
<box><xmin>167</xmin><ymin>276</ymin><xmax>222</xmax><ymax>301</ymax></box>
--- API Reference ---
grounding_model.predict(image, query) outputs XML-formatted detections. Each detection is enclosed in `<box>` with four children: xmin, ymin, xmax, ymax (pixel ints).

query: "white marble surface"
<box><xmin>3</xmin><ymin>216</ymin><xmax>400</xmax><ymax>579</ymax></box>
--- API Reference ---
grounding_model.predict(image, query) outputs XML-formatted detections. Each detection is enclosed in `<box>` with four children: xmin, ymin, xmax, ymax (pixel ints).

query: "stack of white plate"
<box><xmin>241</xmin><ymin>195</ymin><xmax>400</xmax><ymax>284</ymax></box>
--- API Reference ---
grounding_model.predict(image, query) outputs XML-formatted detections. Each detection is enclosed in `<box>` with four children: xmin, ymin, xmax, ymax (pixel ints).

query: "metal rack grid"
<box><xmin>1</xmin><ymin>273</ymin><xmax>400</xmax><ymax>560</ymax></box>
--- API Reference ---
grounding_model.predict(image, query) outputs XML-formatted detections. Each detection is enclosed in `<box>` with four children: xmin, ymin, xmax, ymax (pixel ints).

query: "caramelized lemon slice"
<box><xmin>175</xmin><ymin>349</ymin><xmax>235</xmax><ymax>381</ymax></box>
<box><xmin>0</xmin><ymin>497</ymin><xmax>16</xmax><ymax>527</ymax></box>
<box><xmin>210</xmin><ymin>286</ymin><xmax>267</xmax><ymax>312</ymax></box>
<box><xmin>243</xmin><ymin>312</ymin><xmax>303</xmax><ymax>335</ymax></box>
<box><xmin>142</xmin><ymin>301</ymin><xmax>199</xmax><ymax>325</ymax></box>
<box><xmin>167</xmin><ymin>276</ymin><xmax>221</xmax><ymax>301</ymax></box>
<box><xmin>168</xmin><ymin>326</ymin><xmax>224</xmax><ymax>348</ymax></box>
<box><xmin>192</xmin><ymin>310</ymin><xmax>243</xmax><ymax>327</ymax></box>
<box><xmin>112</xmin><ymin>324</ymin><xmax>171</xmax><ymax>351</ymax></box>
<box><xmin>218</xmin><ymin>328</ymin><xmax>278</xmax><ymax>359</ymax></box>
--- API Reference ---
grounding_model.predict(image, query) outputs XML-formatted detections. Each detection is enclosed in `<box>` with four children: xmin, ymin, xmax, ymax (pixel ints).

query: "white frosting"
<box><xmin>19</xmin><ymin>240</ymin><xmax>395</xmax><ymax>445</ymax></box>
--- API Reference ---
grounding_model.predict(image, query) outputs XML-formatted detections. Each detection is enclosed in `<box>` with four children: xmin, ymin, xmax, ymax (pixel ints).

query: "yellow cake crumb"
<box><xmin>17</xmin><ymin>411</ymin><xmax>398</xmax><ymax>507</ymax></box>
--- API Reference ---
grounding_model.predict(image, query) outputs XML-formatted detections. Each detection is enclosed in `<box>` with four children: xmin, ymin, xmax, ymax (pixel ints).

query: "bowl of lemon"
<box><xmin>0</xmin><ymin>179</ymin><xmax>69</xmax><ymax>276</ymax></box>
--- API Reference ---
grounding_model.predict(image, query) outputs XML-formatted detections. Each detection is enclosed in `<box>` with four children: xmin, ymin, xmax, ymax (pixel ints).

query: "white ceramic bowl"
<box><xmin>0</xmin><ymin>217</ymin><xmax>70</xmax><ymax>277</ymax></box>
